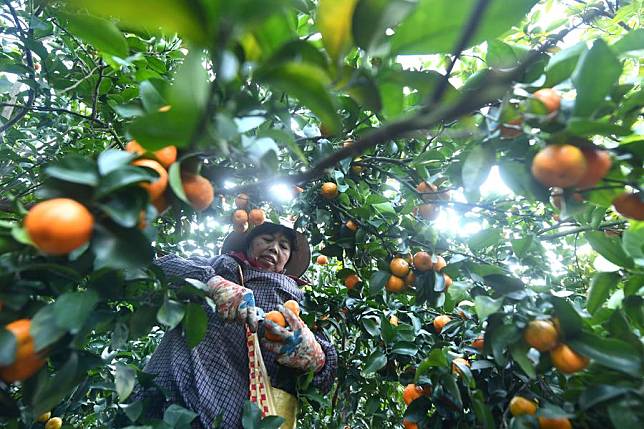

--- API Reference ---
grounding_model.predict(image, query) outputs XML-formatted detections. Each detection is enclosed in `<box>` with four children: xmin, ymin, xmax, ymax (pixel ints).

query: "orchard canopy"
<box><xmin>0</xmin><ymin>0</ymin><xmax>643</xmax><ymax>428</ymax></box>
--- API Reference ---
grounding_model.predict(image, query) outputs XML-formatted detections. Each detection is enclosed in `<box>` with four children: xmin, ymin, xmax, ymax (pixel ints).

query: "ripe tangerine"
<box><xmin>0</xmin><ymin>319</ymin><xmax>46</xmax><ymax>383</ymax></box>
<box><xmin>25</xmin><ymin>198</ymin><xmax>94</xmax><ymax>255</ymax></box>
<box><xmin>133</xmin><ymin>159</ymin><xmax>168</xmax><ymax>201</ymax></box>
<box><xmin>523</xmin><ymin>320</ymin><xmax>559</xmax><ymax>352</ymax></box>
<box><xmin>413</xmin><ymin>251</ymin><xmax>433</xmax><ymax>272</ymax></box>
<box><xmin>182</xmin><ymin>174</ymin><xmax>214</xmax><ymax>212</ymax></box>
<box><xmin>531</xmin><ymin>145</ymin><xmax>587</xmax><ymax>188</ymax></box>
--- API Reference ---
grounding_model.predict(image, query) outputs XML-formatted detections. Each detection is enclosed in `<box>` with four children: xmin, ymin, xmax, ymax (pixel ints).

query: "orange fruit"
<box><xmin>249</xmin><ymin>208</ymin><xmax>266</xmax><ymax>226</ymax></box>
<box><xmin>500</xmin><ymin>117</ymin><xmax>523</xmax><ymax>138</ymax></box>
<box><xmin>443</xmin><ymin>274</ymin><xmax>452</xmax><ymax>290</ymax></box>
<box><xmin>538</xmin><ymin>417</ymin><xmax>572</xmax><ymax>429</ymax></box>
<box><xmin>402</xmin><ymin>384</ymin><xmax>426</xmax><ymax>405</ymax></box>
<box><xmin>316</xmin><ymin>255</ymin><xmax>329</xmax><ymax>265</ymax></box>
<box><xmin>321</xmin><ymin>182</ymin><xmax>339</xmax><ymax>200</ymax></box>
<box><xmin>0</xmin><ymin>319</ymin><xmax>46</xmax><ymax>383</ymax></box>
<box><xmin>284</xmin><ymin>300</ymin><xmax>300</xmax><ymax>317</ymax></box>
<box><xmin>451</xmin><ymin>357</ymin><xmax>470</xmax><ymax>375</ymax></box>
<box><xmin>232</xmin><ymin>209</ymin><xmax>249</xmax><ymax>225</ymax></box>
<box><xmin>233</xmin><ymin>222</ymin><xmax>248</xmax><ymax>233</ymax></box>
<box><xmin>345</xmin><ymin>274</ymin><xmax>361</xmax><ymax>289</ymax></box>
<box><xmin>613</xmin><ymin>192</ymin><xmax>644</xmax><ymax>220</ymax></box>
<box><xmin>414</xmin><ymin>204</ymin><xmax>438</xmax><ymax>220</ymax></box>
<box><xmin>264</xmin><ymin>310</ymin><xmax>287</xmax><ymax>342</ymax></box>
<box><xmin>45</xmin><ymin>417</ymin><xmax>63</xmax><ymax>429</ymax></box>
<box><xmin>416</xmin><ymin>181</ymin><xmax>437</xmax><ymax>201</ymax></box>
<box><xmin>433</xmin><ymin>256</ymin><xmax>446</xmax><ymax>272</ymax></box>
<box><xmin>533</xmin><ymin>88</ymin><xmax>561</xmax><ymax>113</ymax></box>
<box><xmin>346</xmin><ymin>220</ymin><xmax>358</xmax><ymax>231</ymax></box>
<box><xmin>576</xmin><ymin>148</ymin><xmax>611</xmax><ymax>188</ymax></box>
<box><xmin>404</xmin><ymin>271</ymin><xmax>416</xmax><ymax>286</ymax></box>
<box><xmin>433</xmin><ymin>315</ymin><xmax>451</xmax><ymax>333</ymax></box>
<box><xmin>472</xmin><ymin>336</ymin><xmax>484</xmax><ymax>351</ymax></box>
<box><xmin>36</xmin><ymin>412</ymin><xmax>51</xmax><ymax>423</ymax></box>
<box><xmin>509</xmin><ymin>396</ymin><xmax>538</xmax><ymax>416</ymax></box>
<box><xmin>402</xmin><ymin>419</ymin><xmax>418</xmax><ymax>429</ymax></box>
<box><xmin>523</xmin><ymin>320</ymin><xmax>559</xmax><ymax>352</ymax></box>
<box><xmin>181</xmin><ymin>174</ymin><xmax>214</xmax><ymax>212</ymax></box>
<box><xmin>152</xmin><ymin>194</ymin><xmax>170</xmax><ymax>214</ymax></box>
<box><xmin>390</xmin><ymin>258</ymin><xmax>410</xmax><ymax>277</ymax></box>
<box><xmin>531</xmin><ymin>145</ymin><xmax>588</xmax><ymax>188</ymax></box>
<box><xmin>133</xmin><ymin>159</ymin><xmax>168</xmax><ymax>201</ymax></box>
<box><xmin>550</xmin><ymin>344</ymin><xmax>589</xmax><ymax>374</ymax></box>
<box><xmin>126</xmin><ymin>140</ymin><xmax>177</xmax><ymax>169</ymax></box>
<box><xmin>385</xmin><ymin>275</ymin><xmax>406</xmax><ymax>293</ymax></box>
<box><xmin>413</xmin><ymin>251</ymin><xmax>433</xmax><ymax>272</ymax></box>
<box><xmin>25</xmin><ymin>198</ymin><xmax>94</xmax><ymax>255</ymax></box>
<box><xmin>235</xmin><ymin>193</ymin><xmax>249</xmax><ymax>209</ymax></box>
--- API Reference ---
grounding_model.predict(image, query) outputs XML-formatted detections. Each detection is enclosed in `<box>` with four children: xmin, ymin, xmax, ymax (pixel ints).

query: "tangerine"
<box><xmin>613</xmin><ymin>192</ymin><xmax>644</xmax><ymax>220</ymax></box>
<box><xmin>25</xmin><ymin>198</ymin><xmax>94</xmax><ymax>255</ymax></box>
<box><xmin>316</xmin><ymin>255</ymin><xmax>329</xmax><ymax>265</ymax></box>
<box><xmin>433</xmin><ymin>315</ymin><xmax>451</xmax><ymax>333</ymax></box>
<box><xmin>385</xmin><ymin>275</ymin><xmax>406</xmax><ymax>293</ymax></box>
<box><xmin>472</xmin><ymin>336</ymin><xmax>485</xmax><ymax>351</ymax></box>
<box><xmin>413</xmin><ymin>251</ymin><xmax>433</xmax><ymax>272</ymax></box>
<box><xmin>443</xmin><ymin>274</ymin><xmax>452</xmax><ymax>290</ymax></box>
<box><xmin>126</xmin><ymin>140</ymin><xmax>177</xmax><ymax>168</ymax></box>
<box><xmin>390</xmin><ymin>257</ymin><xmax>410</xmax><ymax>277</ymax></box>
<box><xmin>232</xmin><ymin>209</ymin><xmax>249</xmax><ymax>225</ymax></box>
<box><xmin>452</xmin><ymin>357</ymin><xmax>470</xmax><ymax>375</ymax></box>
<box><xmin>235</xmin><ymin>193</ymin><xmax>250</xmax><ymax>209</ymax></box>
<box><xmin>321</xmin><ymin>182</ymin><xmax>339</xmax><ymax>199</ymax></box>
<box><xmin>152</xmin><ymin>194</ymin><xmax>170</xmax><ymax>214</ymax></box>
<box><xmin>45</xmin><ymin>417</ymin><xmax>63</xmax><ymax>429</ymax></box>
<box><xmin>531</xmin><ymin>145</ymin><xmax>587</xmax><ymax>188</ymax></box>
<box><xmin>264</xmin><ymin>310</ymin><xmax>286</xmax><ymax>342</ymax></box>
<box><xmin>284</xmin><ymin>300</ymin><xmax>300</xmax><ymax>317</ymax></box>
<box><xmin>0</xmin><ymin>319</ymin><xmax>46</xmax><ymax>383</ymax></box>
<box><xmin>133</xmin><ymin>159</ymin><xmax>168</xmax><ymax>200</ymax></box>
<box><xmin>538</xmin><ymin>417</ymin><xmax>572</xmax><ymax>429</ymax></box>
<box><xmin>414</xmin><ymin>204</ymin><xmax>439</xmax><ymax>220</ymax></box>
<box><xmin>500</xmin><ymin>117</ymin><xmax>523</xmax><ymax>138</ymax></box>
<box><xmin>576</xmin><ymin>148</ymin><xmax>612</xmax><ymax>188</ymax></box>
<box><xmin>433</xmin><ymin>256</ymin><xmax>447</xmax><ymax>272</ymax></box>
<box><xmin>404</xmin><ymin>271</ymin><xmax>416</xmax><ymax>286</ymax></box>
<box><xmin>345</xmin><ymin>274</ymin><xmax>361</xmax><ymax>289</ymax></box>
<box><xmin>533</xmin><ymin>88</ymin><xmax>561</xmax><ymax>113</ymax></box>
<box><xmin>346</xmin><ymin>220</ymin><xmax>358</xmax><ymax>231</ymax></box>
<box><xmin>36</xmin><ymin>412</ymin><xmax>51</xmax><ymax>423</ymax></box>
<box><xmin>402</xmin><ymin>384</ymin><xmax>425</xmax><ymax>405</ymax></box>
<box><xmin>182</xmin><ymin>174</ymin><xmax>214</xmax><ymax>212</ymax></box>
<box><xmin>509</xmin><ymin>395</ymin><xmax>538</xmax><ymax>416</ymax></box>
<box><xmin>550</xmin><ymin>343</ymin><xmax>589</xmax><ymax>374</ymax></box>
<box><xmin>249</xmin><ymin>208</ymin><xmax>266</xmax><ymax>226</ymax></box>
<box><xmin>523</xmin><ymin>320</ymin><xmax>559</xmax><ymax>352</ymax></box>
<box><xmin>402</xmin><ymin>419</ymin><xmax>418</xmax><ymax>429</ymax></box>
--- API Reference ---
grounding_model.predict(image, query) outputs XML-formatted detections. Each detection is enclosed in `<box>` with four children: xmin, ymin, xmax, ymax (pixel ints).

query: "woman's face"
<box><xmin>248</xmin><ymin>232</ymin><xmax>292</xmax><ymax>273</ymax></box>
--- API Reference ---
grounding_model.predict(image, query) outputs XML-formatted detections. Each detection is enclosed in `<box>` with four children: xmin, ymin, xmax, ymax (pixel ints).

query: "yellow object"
<box><xmin>45</xmin><ymin>417</ymin><xmax>62</xmax><ymax>429</ymax></box>
<box><xmin>36</xmin><ymin>411</ymin><xmax>51</xmax><ymax>423</ymax></box>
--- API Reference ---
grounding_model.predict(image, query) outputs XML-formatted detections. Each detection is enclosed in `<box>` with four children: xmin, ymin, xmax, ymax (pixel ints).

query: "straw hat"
<box><xmin>221</xmin><ymin>219</ymin><xmax>310</xmax><ymax>277</ymax></box>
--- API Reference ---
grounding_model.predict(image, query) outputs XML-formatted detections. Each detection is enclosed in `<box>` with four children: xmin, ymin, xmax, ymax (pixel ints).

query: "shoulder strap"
<box><xmin>237</xmin><ymin>264</ymin><xmax>245</xmax><ymax>287</ymax></box>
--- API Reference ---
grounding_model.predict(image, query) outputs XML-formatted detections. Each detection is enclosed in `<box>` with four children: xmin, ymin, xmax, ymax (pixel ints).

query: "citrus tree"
<box><xmin>1</xmin><ymin>0</ymin><xmax>643</xmax><ymax>429</ymax></box>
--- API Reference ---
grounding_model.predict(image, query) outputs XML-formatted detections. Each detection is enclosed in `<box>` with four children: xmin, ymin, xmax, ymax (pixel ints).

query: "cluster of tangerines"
<box><xmin>523</xmin><ymin>319</ymin><xmax>589</xmax><ymax>374</ymax></box>
<box><xmin>508</xmin><ymin>395</ymin><xmax>573</xmax><ymax>429</ymax></box>
<box><xmin>22</xmin><ymin>141</ymin><xmax>215</xmax><ymax>257</ymax></box>
<box><xmin>513</xmin><ymin>88</ymin><xmax>642</xmax><ymax>220</ymax></box>
<box><xmin>263</xmin><ymin>300</ymin><xmax>300</xmax><ymax>342</ymax></box>
<box><xmin>231</xmin><ymin>193</ymin><xmax>266</xmax><ymax>232</ymax></box>
<box><xmin>413</xmin><ymin>181</ymin><xmax>450</xmax><ymax>221</ymax></box>
<box><xmin>386</xmin><ymin>252</ymin><xmax>450</xmax><ymax>293</ymax></box>
<box><xmin>34</xmin><ymin>411</ymin><xmax>63</xmax><ymax>429</ymax></box>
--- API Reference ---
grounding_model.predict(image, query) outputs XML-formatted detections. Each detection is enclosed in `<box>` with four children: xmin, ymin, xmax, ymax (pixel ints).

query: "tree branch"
<box><xmin>538</xmin><ymin>221</ymin><xmax>626</xmax><ymax>241</ymax></box>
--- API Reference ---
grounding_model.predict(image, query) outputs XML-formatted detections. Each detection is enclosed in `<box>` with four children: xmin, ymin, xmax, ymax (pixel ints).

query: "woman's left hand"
<box><xmin>261</xmin><ymin>305</ymin><xmax>325</xmax><ymax>372</ymax></box>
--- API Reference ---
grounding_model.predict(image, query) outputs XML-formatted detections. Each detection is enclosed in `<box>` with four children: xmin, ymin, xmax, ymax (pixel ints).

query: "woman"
<box><xmin>138</xmin><ymin>222</ymin><xmax>337</xmax><ymax>429</ymax></box>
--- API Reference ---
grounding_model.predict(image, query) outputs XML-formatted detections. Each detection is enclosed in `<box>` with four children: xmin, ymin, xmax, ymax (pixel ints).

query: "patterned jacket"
<box><xmin>140</xmin><ymin>253</ymin><xmax>337</xmax><ymax>429</ymax></box>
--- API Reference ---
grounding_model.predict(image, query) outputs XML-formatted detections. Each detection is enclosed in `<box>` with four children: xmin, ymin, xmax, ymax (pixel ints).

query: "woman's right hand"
<box><xmin>206</xmin><ymin>276</ymin><xmax>258</xmax><ymax>332</ymax></box>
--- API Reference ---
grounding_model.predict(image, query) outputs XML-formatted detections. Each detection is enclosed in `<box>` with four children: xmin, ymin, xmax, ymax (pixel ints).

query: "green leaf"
<box><xmin>75</xmin><ymin>0</ymin><xmax>208</xmax><ymax>45</ymax></box>
<box><xmin>611</xmin><ymin>28</ymin><xmax>644</xmax><ymax>55</ymax></box>
<box><xmin>257</xmin><ymin>62</ymin><xmax>341</xmax><ymax>134</ymax></box>
<box><xmin>585</xmin><ymin>231</ymin><xmax>634</xmax><ymax>269</ymax></box>
<box><xmin>566</xmin><ymin>118</ymin><xmax>632</xmax><ymax>137</ymax></box>
<box><xmin>511</xmin><ymin>235</ymin><xmax>534</xmax><ymax>258</ymax></box>
<box><xmin>182</xmin><ymin>303</ymin><xmax>208</xmax><ymax>348</ymax></box>
<box><xmin>31</xmin><ymin>304</ymin><xmax>67</xmax><ymax>351</ymax></box>
<box><xmin>415</xmin><ymin>348</ymin><xmax>448</xmax><ymax>380</ymax></box>
<box><xmin>486</xmin><ymin>40</ymin><xmax>519</xmax><ymax>69</ymax></box>
<box><xmin>587</xmin><ymin>272</ymin><xmax>620</xmax><ymax>314</ymax></box>
<box><xmin>317</xmin><ymin>0</ymin><xmax>358</xmax><ymax>64</ymax></box>
<box><xmin>568</xmin><ymin>332</ymin><xmax>642</xmax><ymax>377</ymax></box>
<box><xmin>97</xmin><ymin>189</ymin><xmax>148</xmax><ymax>228</ymax></box>
<box><xmin>390</xmin><ymin>0</ymin><xmax>539</xmax><ymax>54</ymax></box>
<box><xmin>489</xmin><ymin>324</ymin><xmax>520</xmax><ymax>366</ymax></box>
<box><xmin>391</xmin><ymin>341</ymin><xmax>418</xmax><ymax>356</ymax></box>
<box><xmin>115</xmin><ymin>362</ymin><xmax>137</xmax><ymax>401</ymax></box>
<box><xmin>97</xmin><ymin>149</ymin><xmax>137</xmax><ymax>176</ymax></box>
<box><xmin>572</xmin><ymin>39</ymin><xmax>623</xmax><ymax>117</ymax></box>
<box><xmin>0</xmin><ymin>328</ymin><xmax>16</xmax><ymax>366</ymax></box>
<box><xmin>472</xmin><ymin>390</ymin><xmax>496</xmax><ymax>429</ymax></box>
<box><xmin>544</xmin><ymin>42</ymin><xmax>586</xmax><ymax>87</ymax></box>
<box><xmin>551</xmin><ymin>297</ymin><xmax>583</xmax><ymax>339</ymax></box>
<box><xmin>462</xmin><ymin>145</ymin><xmax>494</xmax><ymax>194</ymax></box>
<box><xmin>369</xmin><ymin>270</ymin><xmax>389</xmax><ymax>295</ymax></box>
<box><xmin>622</xmin><ymin>221</ymin><xmax>644</xmax><ymax>266</ymax></box>
<box><xmin>363</xmin><ymin>349</ymin><xmax>387</xmax><ymax>374</ymax></box>
<box><xmin>164</xmin><ymin>404</ymin><xmax>198</xmax><ymax>427</ymax></box>
<box><xmin>139</xmin><ymin>80</ymin><xmax>167</xmax><ymax>113</ymax></box>
<box><xmin>92</xmin><ymin>224</ymin><xmax>154</xmax><ymax>270</ymax></box>
<box><xmin>45</xmin><ymin>156</ymin><xmax>99</xmax><ymax>186</ymax></box>
<box><xmin>96</xmin><ymin>166</ymin><xmax>157</xmax><ymax>198</ymax></box>
<box><xmin>579</xmin><ymin>384</ymin><xmax>630</xmax><ymax>410</ymax></box>
<box><xmin>469</xmin><ymin>228</ymin><xmax>502</xmax><ymax>252</ymax></box>
<box><xmin>53</xmin><ymin>290</ymin><xmax>100</xmax><ymax>333</ymax></box>
<box><xmin>510</xmin><ymin>342</ymin><xmax>536</xmax><ymax>379</ymax></box>
<box><xmin>474</xmin><ymin>295</ymin><xmax>502</xmax><ymax>321</ymax></box>
<box><xmin>352</xmin><ymin>0</ymin><xmax>416</xmax><ymax>54</ymax></box>
<box><xmin>158</xmin><ymin>298</ymin><xmax>186</xmax><ymax>329</ymax></box>
<box><xmin>242</xmin><ymin>401</ymin><xmax>262</xmax><ymax>429</ymax></box>
<box><xmin>56</xmin><ymin>11</ymin><xmax>128</xmax><ymax>58</ymax></box>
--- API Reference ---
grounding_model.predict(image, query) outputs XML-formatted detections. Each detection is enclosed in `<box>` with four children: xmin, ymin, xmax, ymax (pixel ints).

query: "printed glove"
<box><xmin>206</xmin><ymin>276</ymin><xmax>258</xmax><ymax>332</ymax></box>
<box><xmin>261</xmin><ymin>304</ymin><xmax>326</xmax><ymax>372</ymax></box>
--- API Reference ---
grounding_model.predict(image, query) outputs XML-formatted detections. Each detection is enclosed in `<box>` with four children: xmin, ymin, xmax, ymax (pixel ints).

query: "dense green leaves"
<box><xmin>56</xmin><ymin>11</ymin><xmax>128</xmax><ymax>58</ymax></box>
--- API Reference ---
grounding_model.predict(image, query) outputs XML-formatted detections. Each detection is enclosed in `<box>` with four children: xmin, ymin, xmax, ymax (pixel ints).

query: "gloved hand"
<box><xmin>261</xmin><ymin>304</ymin><xmax>326</xmax><ymax>372</ymax></box>
<box><xmin>206</xmin><ymin>276</ymin><xmax>258</xmax><ymax>332</ymax></box>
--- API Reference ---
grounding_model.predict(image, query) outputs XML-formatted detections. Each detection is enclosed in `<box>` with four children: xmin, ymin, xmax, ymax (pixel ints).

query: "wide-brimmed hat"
<box><xmin>221</xmin><ymin>220</ymin><xmax>310</xmax><ymax>277</ymax></box>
